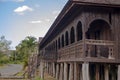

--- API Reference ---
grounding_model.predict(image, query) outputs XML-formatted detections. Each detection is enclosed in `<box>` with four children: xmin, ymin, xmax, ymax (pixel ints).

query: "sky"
<box><xmin>0</xmin><ymin>0</ymin><xmax>68</xmax><ymax>50</ymax></box>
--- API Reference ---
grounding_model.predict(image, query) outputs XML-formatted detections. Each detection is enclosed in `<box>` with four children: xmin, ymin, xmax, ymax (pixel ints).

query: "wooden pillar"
<box><xmin>49</xmin><ymin>63</ymin><xmax>51</xmax><ymax>75</ymax></box>
<box><xmin>60</xmin><ymin>63</ymin><xmax>64</xmax><ymax>80</ymax></box>
<box><xmin>118</xmin><ymin>65</ymin><xmax>120</xmax><ymax>80</ymax></box>
<box><xmin>44</xmin><ymin>62</ymin><xmax>46</xmax><ymax>73</ymax></box>
<box><xmin>64</xmin><ymin>63</ymin><xmax>68</xmax><ymax>80</ymax></box>
<box><xmin>96</xmin><ymin>65</ymin><xmax>99</xmax><ymax>80</ymax></box>
<box><xmin>43</xmin><ymin>62</ymin><xmax>46</xmax><ymax>73</ymax></box>
<box><xmin>51</xmin><ymin>63</ymin><xmax>53</xmax><ymax>76</ymax></box>
<box><xmin>87</xmin><ymin>45</ymin><xmax>91</xmax><ymax>57</ymax></box>
<box><xmin>53</xmin><ymin>62</ymin><xmax>56</xmax><ymax>78</ymax></box>
<box><xmin>40</xmin><ymin>61</ymin><xmax>44</xmax><ymax>79</ymax></box>
<box><xmin>69</xmin><ymin>63</ymin><xmax>74</xmax><ymax>80</ymax></box>
<box><xmin>56</xmin><ymin>64</ymin><xmax>60</xmax><ymax>80</ymax></box>
<box><xmin>80</xmin><ymin>64</ymin><xmax>82</xmax><ymax>80</ymax></box>
<box><xmin>48</xmin><ymin>63</ymin><xmax>50</xmax><ymax>74</ymax></box>
<box><xmin>47</xmin><ymin>62</ymin><xmax>49</xmax><ymax>73</ymax></box>
<box><xmin>97</xmin><ymin>46</ymin><xmax>100</xmax><ymax>57</ymax></box>
<box><xmin>50</xmin><ymin>63</ymin><xmax>51</xmax><ymax>75</ymax></box>
<box><xmin>82</xmin><ymin>20</ymin><xmax>87</xmax><ymax>57</ymax></box>
<box><xmin>74</xmin><ymin>26</ymin><xmax>77</xmax><ymax>42</ymax></box>
<box><xmin>51</xmin><ymin>62</ymin><xmax>53</xmax><ymax>76</ymax></box>
<box><xmin>82</xmin><ymin>62</ymin><xmax>90</xmax><ymax>80</ymax></box>
<box><xmin>105</xmin><ymin>65</ymin><xmax>109</xmax><ymax>80</ymax></box>
<box><xmin>74</xmin><ymin>62</ymin><xmax>79</xmax><ymax>80</ymax></box>
<box><xmin>50</xmin><ymin>63</ymin><xmax>52</xmax><ymax>75</ymax></box>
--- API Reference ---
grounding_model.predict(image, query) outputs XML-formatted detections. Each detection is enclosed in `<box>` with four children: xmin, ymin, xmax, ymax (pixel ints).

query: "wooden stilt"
<box><xmin>82</xmin><ymin>62</ymin><xmax>90</xmax><ymax>80</ymax></box>
<box><xmin>40</xmin><ymin>61</ymin><xmax>44</xmax><ymax>79</ymax></box>
<box><xmin>56</xmin><ymin>64</ymin><xmax>59</xmax><ymax>80</ymax></box>
<box><xmin>53</xmin><ymin>62</ymin><xmax>56</xmax><ymax>78</ymax></box>
<box><xmin>105</xmin><ymin>65</ymin><xmax>109</xmax><ymax>80</ymax></box>
<box><xmin>64</xmin><ymin>63</ymin><xmax>68</xmax><ymax>80</ymax></box>
<box><xmin>60</xmin><ymin>63</ymin><xmax>64</xmax><ymax>80</ymax></box>
<box><xmin>69</xmin><ymin>63</ymin><xmax>74</xmax><ymax>80</ymax></box>
<box><xmin>74</xmin><ymin>62</ymin><xmax>79</xmax><ymax>80</ymax></box>
<box><xmin>96</xmin><ymin>64</ymin><xmax>99</xmax><ymax>80</ymax></box>
<box><xmin>118</xmin><ymin>65</ymin><xmax>120</xmax><ymax>80</ymax></box>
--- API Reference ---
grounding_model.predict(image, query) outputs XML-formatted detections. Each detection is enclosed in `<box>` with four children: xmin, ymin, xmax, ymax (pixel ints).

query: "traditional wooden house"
<box><xmin>39</xmin><ymin>0</ymin><xmax>120</xmax><ymax>80</ymax></box>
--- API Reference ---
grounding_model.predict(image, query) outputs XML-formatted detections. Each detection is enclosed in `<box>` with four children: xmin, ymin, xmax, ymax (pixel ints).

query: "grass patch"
<box><xmin>34</xmin><ymin>76</ymin><xmax>43</xmax><ymax>80</ymax></box>
<box><xmin>15</xmin><ymin>71</ymin><xmax>23</xmax><ymax>76</ymax></box>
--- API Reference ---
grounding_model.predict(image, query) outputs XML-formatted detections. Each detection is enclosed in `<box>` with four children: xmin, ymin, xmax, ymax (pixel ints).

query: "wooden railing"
<box><xmin>58</xmin><ymin>40</ymin><xmax>83</xmax><ymax>60</ymax></box>
<box><xmin>85</xmin><ymin>39</ymin><xmax>115</xmax><ymax>59</ymax></box>
<box><xmin>57</xmin><ymin>39</ymin><xmax>115</xmax><ymax>61</ymax></box>
<box><xmin>85</xmin><ymin>39</ymin><xmax>114</xmax><ymax>46</ymax></box>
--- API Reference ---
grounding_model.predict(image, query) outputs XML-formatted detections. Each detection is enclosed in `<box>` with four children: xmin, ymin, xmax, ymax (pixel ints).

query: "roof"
<box><xmin>73</xmin><ymin>0</ymin><xmax>120</xmax><ymax>5</ymax></box>
<box><xmin>39</xmin><ymin>0</ymin><xmax>120</xmax><ymax>49</ymax></box>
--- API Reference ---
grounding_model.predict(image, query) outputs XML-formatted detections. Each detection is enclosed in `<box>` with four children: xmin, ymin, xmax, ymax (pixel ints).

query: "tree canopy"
<box><xmin>15</xmin><ymin>36</ymin><xmax>38</xmax><ymax>62</ymax></box>
<box><xmin>0</xmin><ymin>36</ymin><xmax>12</xmax><ymax>65</ymax></box>
<box><xmin>0</xmin><ymin>36</ymin><xmax>11</xmax><ymax>52</ymax></box>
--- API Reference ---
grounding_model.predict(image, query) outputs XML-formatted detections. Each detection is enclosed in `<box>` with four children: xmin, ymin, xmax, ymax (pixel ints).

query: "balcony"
<box><xmin>58</xmin><ymin>40</ymin><xmax>83</xmax><ymax>60</ymax></box>
<box><xmin>85</xmin><ymin>39</ymin><xmax>114</xmax><ymax>59</ymax></box>
<box><xmin>58</xmin><ymin>39</ymin><xmax>115</xmax><ymax>61</ymax></box>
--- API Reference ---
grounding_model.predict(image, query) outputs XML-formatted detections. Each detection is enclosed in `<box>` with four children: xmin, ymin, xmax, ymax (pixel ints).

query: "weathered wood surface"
<box><xmin>38</xmin><ymin>0</ymin><xmax>120</xmax><ymax>80</ymax></box>
<box><xmin>73</xmin><ymin>0</ymin><xmax>120</xmax><ymax>5</ymax></box>
<box><xmin>27</xmin><ymin>54</ymin><xmax>38</xmax><ymax>78</ymax></box>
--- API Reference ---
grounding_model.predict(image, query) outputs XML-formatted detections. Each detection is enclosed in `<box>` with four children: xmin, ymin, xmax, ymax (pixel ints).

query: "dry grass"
<box><xmin>44</xmin><ymin>73</ymin><xmax>56</xmax><ymax>80</ymax></box>
<box><xmin>35</xmin><ymin>69</ymin><xmax>56</xmax><ymax>80</ymax></box>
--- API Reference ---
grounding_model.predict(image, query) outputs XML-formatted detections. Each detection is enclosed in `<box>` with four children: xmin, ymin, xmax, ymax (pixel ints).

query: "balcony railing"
<box><xmin>57</xmin><ymin>39</ymin><xmax>115</xmax><ymax>61</ymax></box>
<box><xmin>85</xmin><ymin>39</ymin><xmax>115</xmax><ymax>59</ymax></box>
<box><xmin>58</xmin><ymin>40</ymin><xmax>83</xmax><ymax>60</ymax></box>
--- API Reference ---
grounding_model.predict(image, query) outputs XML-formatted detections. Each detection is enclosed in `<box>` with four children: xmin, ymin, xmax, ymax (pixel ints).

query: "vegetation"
<box><xmin>0</xmin><ymin>35</ymin><xmax>37</xmax><ymax>66</ymax></box>
<box><xmin>10</xmin><ymin>36</ymin><xmax>38</xmax><ymax>68</ymax></box>
<box><xmin>34</xmin><ymin>76</ymin><xmax>43</xmax><ymax>80</ymax></box>
<box><xmin>0</xmin><ymin>36</ymin><xmax>11</xmax><ymax>65</ymax></box>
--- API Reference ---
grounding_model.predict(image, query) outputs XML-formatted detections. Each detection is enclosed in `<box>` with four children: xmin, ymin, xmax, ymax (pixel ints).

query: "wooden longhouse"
<box><xmin>39</xmin><ymin>0</ymin><xmax>120</xmax><ymax>80</ymax></box>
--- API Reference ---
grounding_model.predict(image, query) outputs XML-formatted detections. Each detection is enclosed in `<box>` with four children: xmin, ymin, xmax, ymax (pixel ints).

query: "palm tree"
<box><xmin>15</xmin><ymin>36</ymin><xmax>37</xmax><ymax>62</ymax></box>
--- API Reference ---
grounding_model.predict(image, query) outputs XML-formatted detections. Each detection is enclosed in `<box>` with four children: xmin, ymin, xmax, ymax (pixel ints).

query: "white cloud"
<box><xmin>52</xmin><ymin>10</ymin><xmax>60</xmax><ymax>15</ymax></box>
<box><xmin>14</xmin><ymin>5</ymin><xmax>33</xmax><ymax>15</ymax></box>
<box><xmin>29</xmin><ymin>20</ymin><xmax>42</xmax><ymax>24</ymax></box>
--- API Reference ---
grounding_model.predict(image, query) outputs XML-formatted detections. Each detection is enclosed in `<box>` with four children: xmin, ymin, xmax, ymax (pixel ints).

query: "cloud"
<box><xmin>14</xmin><ymin>5</ymin><xmax>33</xmax><ymax>15</ymax></box>
<box><xmin>52</xmin><ymin>10</ymin><xmax>60</xmax><ymax>15</ymax></box>
<box><xmin>29</xmin><ymin>20</ymin><xmax>42</xmax><ymax>24</ymax></box>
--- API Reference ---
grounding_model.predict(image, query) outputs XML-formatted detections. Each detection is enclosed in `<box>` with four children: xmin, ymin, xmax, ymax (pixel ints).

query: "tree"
<box><xmin>0</xmin><ymin>36</ymin><xmax>11</xmax><ymax>52</ymax></box>
<box><xmin>0</xmin><ymin>36</ymin><xmax>12</xmax><ymax>65</ymax></box>
<box><xmin>15</xmin><ymin>36</ymin><xmax>37</xmax><ymax>62</ymax></box>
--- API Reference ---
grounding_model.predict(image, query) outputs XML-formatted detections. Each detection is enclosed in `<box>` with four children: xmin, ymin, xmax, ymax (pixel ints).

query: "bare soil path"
<box><xmin>0</xmin><ymin>64</ymin><xmax>23</xmax><ymax>76</ymax></box>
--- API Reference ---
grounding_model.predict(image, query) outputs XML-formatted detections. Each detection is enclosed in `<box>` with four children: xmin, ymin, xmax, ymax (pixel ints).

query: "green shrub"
<box><xmin>0</xmin><ymin>55</ymin><xmax>9</xmax><ymax>64</ymax></box>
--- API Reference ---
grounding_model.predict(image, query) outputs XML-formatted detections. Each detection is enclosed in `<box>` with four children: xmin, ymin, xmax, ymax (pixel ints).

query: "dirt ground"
<box><xmin>44</xmin><ymin>73</ymin><xmax>56</xmax><ymax>80</ymax></box>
